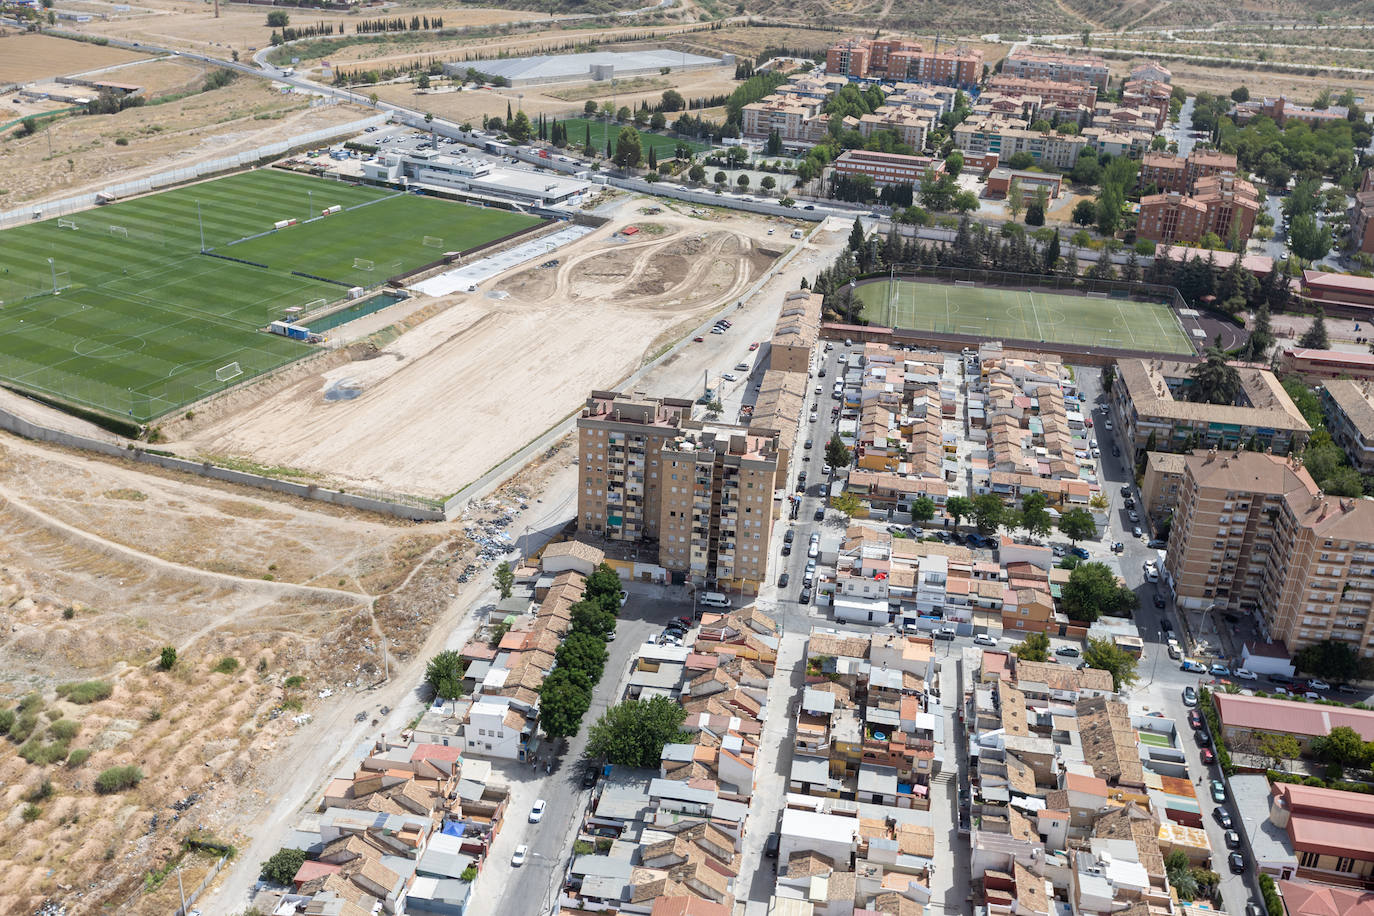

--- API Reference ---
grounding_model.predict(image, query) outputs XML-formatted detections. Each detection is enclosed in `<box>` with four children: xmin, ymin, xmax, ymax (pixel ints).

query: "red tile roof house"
<box><xmin>1279</xmin><ymin>879</ymin><xmax>1374</xmax><ymax>915</ymax></box>
<box><xmin>1271</xmin><ymin>782</ymin><xmax>1374</xmax><ymax>887</ymax></box>
<box><xmin>1214</xmin><ymin>693</ymin><xmax>1374</xmax><ymax>753</ymax></box>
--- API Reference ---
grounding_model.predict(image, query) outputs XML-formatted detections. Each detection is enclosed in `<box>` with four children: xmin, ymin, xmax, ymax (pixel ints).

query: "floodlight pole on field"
<box><xmin>47</xmin><ymin>258</ymin><xmax>57</xmax><ymax>294</ymax></box>
<box><xmin>197</xmin><ymin>201</ymin><xmax>205</xmax><ymax>253</ymax></box>
<box><xmin>308</xmin><ymin>189</ymin><xmax>313</xmax><ymax>223</ymax></box>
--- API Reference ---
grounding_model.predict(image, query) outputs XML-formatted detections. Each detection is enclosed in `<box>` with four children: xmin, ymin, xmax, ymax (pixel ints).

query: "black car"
<box><xmin>781</xmin><ymin>543</ymin><xmax>792</xmax><ymax>556</ymax></box>
<box><xmin>1152</xmin><ymin>594</ymin><xmax>1165</xmax><ymax>609</ymax></box>
<box><xmin>1055</xmin><ymin>646</ymin><xmax>1081</xmax><ymax>658</ymax></box>
<box><xmin>814</xmin><ymin>507</ymin><xmax>825</xmax><ymax>521</ymax></box>
<box><xmin>800</xmin><ymin>586</ymin><xmax>812</xmax><ymax>603</ymax></box>
<box><xmin>1120</xmin><ymin>484</ymin><xmax>1131</xmax><ymax>497</ymax></box>
<box><xmin>1160</xmin><ymin>617</ymin><xmax>1173</xmax><ymax>632</ymax></box>
<box><xmin>1229</xmin><ymin>851</ymin><xmax>1247</xmax><ymax>873</ymax></box>
<box><xmin>778</xmin><ymin>572</ymin><xmax>790</xmax><ymax>588</ymax></box>
<box><xmin>764</xmin><ymin>832</ymin><xmax>780</xmax><ymax>858</ymax></box>
<box><xmin>582</xmin><ymin>766</ymin><xmax>599</xmax><ymax>789</ymax></box>
<box><xmin>1111</xmin><ymin>446</ymin><xmax>1120</xmax><ymax>457</ymax></box>
<box><xmin>784</xmin><ymin>529</ymin><xmax>796</xmax><ymax>544</ymax></box>
<box><xmin>1214</xmin><ymin>807</ymin><xmax>1233</xmax><ymax>829</ymax></box>
<box><xmin>804</xmin><ymin>438</ymin><xmax>813</xmax><ymax>450</ymax></box>
<box><xmin>1195</xmin><ymin>729</ymin><xmax>1212</xmax><ymax>747</ymax></box>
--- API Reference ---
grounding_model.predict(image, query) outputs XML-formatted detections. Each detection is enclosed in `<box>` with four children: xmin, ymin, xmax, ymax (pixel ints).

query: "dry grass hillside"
<box><xmin>0</xmin><ymin>434</ymin><xmax>471</xmax><ymax>914</ymax></box>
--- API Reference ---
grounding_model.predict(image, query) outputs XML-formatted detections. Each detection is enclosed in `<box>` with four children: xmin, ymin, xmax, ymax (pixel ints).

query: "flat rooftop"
<box><xmin>464</xmin><ymin>49</ymin><xmax>722</xmax><ymax>83</ymax></box>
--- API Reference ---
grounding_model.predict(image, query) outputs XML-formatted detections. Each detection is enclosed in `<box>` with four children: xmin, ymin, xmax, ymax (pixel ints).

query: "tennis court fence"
<box><xmin>0</xmin><ymin>114</ymin><xmax>389</xmax><ymax>230</ymax></box>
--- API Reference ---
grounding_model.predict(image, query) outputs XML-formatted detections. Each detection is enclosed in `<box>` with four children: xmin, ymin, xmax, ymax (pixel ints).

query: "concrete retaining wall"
<box><xmin>0</xmin><ymin>401</ymin><xmax>444</xmax><ymax>521</ymax></box>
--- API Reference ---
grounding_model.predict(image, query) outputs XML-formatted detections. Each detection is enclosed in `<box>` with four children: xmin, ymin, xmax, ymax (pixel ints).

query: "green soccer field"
<box><xmin>559</xmin><ymin>118</ymin><xmax>711</xmax><ymax>158</ymax></box>
<box><xmin>855</xmin><ymin>278</ymin><xmax>1196</xmax><ymax>354</ymax></box>
<box><xmin>0</xmin><ymin>169</ymin><xmax>544</xmax><ymax>422</ymax></box>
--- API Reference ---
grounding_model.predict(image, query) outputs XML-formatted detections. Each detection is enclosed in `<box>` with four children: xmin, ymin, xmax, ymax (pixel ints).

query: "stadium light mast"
<box><xmin>196</xmin><ymin>201</ymin><xmax>205</xmax><ymax>253</ymax></box>
<box><xmin>47</xmin><ymin>257</ymin><xmax>56</xmax><ymax>294</ymax></box>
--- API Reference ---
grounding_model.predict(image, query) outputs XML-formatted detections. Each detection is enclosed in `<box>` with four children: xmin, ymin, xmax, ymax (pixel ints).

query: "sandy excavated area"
<box><xmin>73</xmin><ymin>1</ymin><xmax>545</xmax><ymax>56</ymax></box>
<box><xmin>0</xmin><ymin>80</ymin><xmax>368</xmax><ymax>203</ymax></box>
<box><xmin>0</xmin><ymin>31</ymin><xmax>149</xmax><ymax>83</ymax></box>
<box><xmin>170</xmin><ymin>204</ymin><xmax>786</xmax><ymax>497</ymax></box>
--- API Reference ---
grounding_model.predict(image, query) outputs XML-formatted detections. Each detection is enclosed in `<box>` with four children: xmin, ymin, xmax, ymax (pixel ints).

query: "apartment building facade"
<box><xmin>1321</xmin><ymin>379</ymin><xmax>1374</xmax><ymax>473</ymax></box>
<box><xmin>1109</xmin><ymin>358</ymin><xmax>1310</xmax><ymax>458</ymax></box>
<box><xmin>825</xmin><ymin>37</ymin><xmax>982</xmax><ymax>87</ymax></box>
<box><xmin>1279</xmin><ymin>347</ymin><xmax>1374</xmax><ymax>383</ymax></box>
<box><xmin>1138</xmin><ymin>150</ymin><xmax>1238</xmax><ymax>194</ymax></box>
<box><xmin>1163</xmin><ymin>449</ymin><xmax>1374</xmax><ymax>655</ymax></box>
<box><xmin>1001</xmin><ymin>48</ymin><xmax>1109</xmax><ymax>89</ymax></box>
<box><xmin>832</xmin><ymin>149</ymin><xmax>945</xmax><ymax>187</ymax></box>
<box><xmin>1137</xmin><ymin>175</ymin><xmax>1259</xmax><ymax>245</ymax></box>
<box><xmin>577</xmin><ymin>391</ymin><xmax>781</xmax><ymax>592</ymax></box>
<box><xmin>953</xmin><ymin>116</ymin><xmax>1088</xmax><ymax>169</ymax></box>
<box><xmin>986</xmin><ymin>75</ymin><xmax>1098</xmax><ymax>109</ymax></box>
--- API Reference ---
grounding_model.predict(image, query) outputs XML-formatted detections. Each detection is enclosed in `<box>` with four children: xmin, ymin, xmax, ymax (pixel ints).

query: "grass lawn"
<box><xmin>557</xmin><ymin>117</ymin><xmax>711</xmax><ymax>159</ymax></box>
<box><xmin>855</xmin><ymin>278</ymin><xmax>1195</xmax><ymax>354</ymax></box>
<box><xmin>0</xmin><ymin>169</ymin><xmax>543</xmax><ymax>421</ymax></box>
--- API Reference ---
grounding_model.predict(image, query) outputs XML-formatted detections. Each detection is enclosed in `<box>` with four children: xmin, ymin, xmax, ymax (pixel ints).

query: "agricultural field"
<box><xmin>558</xmin><ymin>117</ymin><xmax>712</xmax><ymax>157</ymax></box>
<box><xmin>0</xmin><ymin>169</ymin><xmax>542</xmax><ymax>422</ymax></box>
<box><xmin>0</xmin><ymin>32</ymin><xmax>148</xmax><ymax>83</ymax></box>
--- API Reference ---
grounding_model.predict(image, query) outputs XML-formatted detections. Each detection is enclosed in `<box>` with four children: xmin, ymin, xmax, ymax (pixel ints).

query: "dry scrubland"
<box><xmin>170</xmin><ymin>204</ymin><xmax>788</xmax><ymax>498</ymax></box>
<box><xmin>0</xmin><ymin>430</ymin><xmax>499</xmax><ymax>913</ymax></box>
<box><xmin>0</xmin><ymin>77</ymin><xmax>367</xmax><ymax>203</ymax></box>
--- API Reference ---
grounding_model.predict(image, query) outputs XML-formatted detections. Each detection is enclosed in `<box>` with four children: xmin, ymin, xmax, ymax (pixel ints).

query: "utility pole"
<box><xmin>176</xmin><ymin>865</ymin><xmax>187</xmax><ymax>916</ymax></box>
<box><xmin>308</xmin><ymin>188</ymin><xmax>313</xmax><ymax>222</ymax></box>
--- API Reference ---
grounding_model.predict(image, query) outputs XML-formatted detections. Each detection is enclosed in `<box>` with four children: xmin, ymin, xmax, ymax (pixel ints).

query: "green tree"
<box><xmin>584</xmin><ymin>100</ymin><xmax>598</xmax><ymax>116</ymax></box>
<box><xmin>651</xmin><ymin>111</ymin><xmax>667</xmax><ymax>130</ymax></box>
<box><xmin>944</xmin><ymin>150</ymin><xmax>963</xmax><ymax>178</ymax></box>
<box><xmin>971</xmin><ymin>494</ymin><xmax>1004</xmax><ymax>535</ymax></box>
<box><xmin>1290</xmin><ymin>213</ymin><xmax>1332</xmax><ymax>264</ymax></box>
<box><xmin>760</xmin><ymin>175</ymin><xmax>776</xmax><ymax>194</ymax></box>
<box><xmin>585</xmin><ymin>562</ymin><xmax>623</xmax><ymax>603</ymax></box>
<box><xmin>849</xmin><ymin>216</ymin><xmax>866</xmax><ymax>252</ymax></box>
<box><xmin>765</xmin><ymin>129</ymin><xmax>782</xmax><ymax>155</ymax></box>
<box><xmin>688</xmin><ymin>163</ymin><xmax>706</xmax><ymax>183</ymax></box>
<box><xmin>1311</xmin><ymin>725</ymin><xmax>1370</xmax><ymax>771</ymax></box>
<box><xmin>1006</xmin><ymin>178</ymin><xmax>1025</xmax><ymax>220</ymax></box>
<box><xmin>1299</xmin><ymin>310</ymin><xmax>1330</xmax><ymax>349</ymax></box>
<box><xmin>494</xmin><ymin>560</ymin><xmax>514</xmax><ymax>599</ymax></box>
<box><xmin>832</xmin><ymin>492</ymin><xmax>864</xmax><ymax>518</ymax></box>
<box><xmin>1258</xmin><ymin>733</ymin><xmax>1301</xmax><ymax>772</ymax></box>
<box><xmin>507</xmin><ymin>110</ymin><xmax>532</xmax><ymax>143</ymax></box>
<box><xmin>661</xmin><ymin>89</ymin><xmax>685</xmax><ymax>112</ymax></box>
<box><xmin>714</xmin><ymin>171</ymin><xmax>728</xmax><ymax>186</ymax></box>
<box><xmin>1063</xmin><ymin>562</ymin><xmax>1137</xmax><ymax>623</ymax></box>
<box><xmin>911</xmin><ymin>496</ymin><xmax>936</xmax><ymax>525</ymax></box>
<box><xmin>424</xmin><ymin>650</ymin><xmax>466</xmax><ymax>706</ymax></box>
<box><xmin>1187</xmin><ymin>346</ymin><xmax>1241</xmax><ymax>405</ymax></box>
<box><xmin>415</xmin><ymin>73</ymin><xmax>431</xmax><ymax>90</ymax></box>
<box><xmin>1294</xmin><ymin>638</ymin><xmax>1361</xmax><ymax>680</ymax></box>
<box><xmin>571</xmin><ymin>599</ymin><xmax>617</xmax><ymax>638</ymax></box>
<box><xmin>613</xmin><ymin>126</ymin><xmax>643</xmax><ymax>169</ymax></box>
<box><xmin>539</xmin><ymin>667</ymin><xmax>592</xmax><ymax>738</ymax></box>
<box><xmin>1082</xmin><ymin>635</ymin><xmax>1140</xmax><ymax>689</ymax></box>
<box><xmin>556</xmin><ymin>631</ymin><xmax>609</xmax><ymax>682</ymax></box>
<box><xmin>265</xmin><ymin>10</ymin><xmax>289</xmax><ymax>27</ymax></box>
<box><xmin>1021</xmin><ymin>492</ymin><xmax>1053</xmax><ymax>541</ymax></box>
<box><xmin>260</xmin><ymin>848</ymin><xmax>308</xmax><ymax>885</ymax></box>
<box><xmin>737</xmin><ymin>174</ymin><xmax>750</xmax><ymax>190</ymax></box>
<box><xmin>1013</xmin><ymin>631</ymin><xmax>1049</xmax><ymax>661</ymax></box>
<box><xmin>952</xmin><ymin>190</ymin><xmax>980</xmax><ymax>214</ymax></box>
<box><xmin>1246</xmin><ymin>304</ymin><xmax>1275</xmax><ymax>361</ymax></box>
<box><xmin>585</xmin><ymin>696</ymin><xmax>688</xmax><ymax>768</ymax></box>
<box><xmin>1166</xmin><ymin>849</ymin><xmax>1198</xmax><ymax>900</ymax></box>
<box><xmin>1231</xmin><ymin>86</ymin><xmax>1250</xmax><ymax>103</ymax></box>
<box><xmin>946</xmin><ymin>495</ymin><xmax>973</xmax><ymax>530</ymax></box>
<box><xmin>826</xmin><ymin>433</ymin><xmax>851</xmax><ymax>468</ymax></box>
<box><xmin>158</xmin><ymin>647</ymin><xmax>176</xmax><ymax>671</ymax></box>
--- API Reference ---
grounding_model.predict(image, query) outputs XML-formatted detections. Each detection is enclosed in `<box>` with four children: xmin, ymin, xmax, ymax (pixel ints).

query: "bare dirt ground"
<box><xmin>1107</xmin><ymin>56</ymin><xmax>1374</xmax><ymax>99</ymax></box>
<box><xmin>375</xmin><ymin>65</ymin><xmax>742</xmax><ymax>124</ymax></box>
<box><xmin>0</xmin><ymin>429</ymin><xmax>487</xmax><ymax>914</ymax></box>
<box><xmin>0</xmin><ymin>80</ymin><xmax>368</xmax><ymax>203</ymax></box>
<box><xmin>0</xmin><ymin>31</ymin><xmax>149</xmax><ymax>83</ymax></box>
<box><xmin>166</xmin><ymin>201</ymin><xmax>792</xmax><ymax>498</ymax></box>
<box><xmin>71</xmin><ymin>0</ymin><xmax>542</xmax><ymax>57</ymax></box>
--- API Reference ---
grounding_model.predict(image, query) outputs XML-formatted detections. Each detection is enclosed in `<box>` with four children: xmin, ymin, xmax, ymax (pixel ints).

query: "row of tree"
<box><xmin>537</xmin><ymin>563</ymin><xmax>624</xmax><ymax>739</ymax></box>
<box><xmin>355</xmin><ymin>15</ymin><xmax>444</xmax><ymax>33</ymax></box>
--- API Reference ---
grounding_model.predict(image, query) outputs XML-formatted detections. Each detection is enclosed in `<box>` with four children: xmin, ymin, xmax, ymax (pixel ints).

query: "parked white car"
<box><xmin>1234</xmin><ymin>668</ymin><xmax>1258</xmax><ymax>681</ymax></box>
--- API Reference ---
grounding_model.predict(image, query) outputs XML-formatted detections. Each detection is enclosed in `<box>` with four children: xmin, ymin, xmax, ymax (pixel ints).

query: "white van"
<box><xmin>699</xmin><ymin>592</ymin><xmax>730</xmax><ymax>608</ymax></box>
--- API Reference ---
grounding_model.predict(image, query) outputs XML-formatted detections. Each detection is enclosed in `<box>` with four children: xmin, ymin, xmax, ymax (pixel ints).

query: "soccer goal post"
<box><xmin>215</xmin><ymin>361</ymin><xmax>243</xmax><ymax>383</ymax></box>
<box><xmin>109</xmin><ymin>225</ymin><xmax>128</xmax><ymax>239</ymax></box>
<box><xmin>57</xmin><ymin>219</ymin><xmax>78</xmax><ymax>230</ymax></box>
<box><xmin>353</xmin><ymin>258</ymin><xmax>374</xmax><ymax>271</ymax></box>
<box><xmin>304</xmin><ymin>298</ymin><xmax>327</xmax><ymax>314</ymax></box>
<box><xmin>422</xmin><ymin>236</ymin><xmax>444</xmax><ymax>249</ymax></box>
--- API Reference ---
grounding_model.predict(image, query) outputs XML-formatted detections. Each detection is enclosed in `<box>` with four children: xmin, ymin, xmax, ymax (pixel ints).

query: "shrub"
<box><xmin>18</xmin><ymin>692</ymin><xmax>43</xmax><ymax>714</ymax></box>
<box><xmin>1260</xmin><ymin>873</ymin><xmax>1283</xmax><ymax>916</ymax></box>
<box><xmin>0</xmin><ymin>709</ymin><xmax>14</xmax><ymax>736</ymax></box>
<box><xmin>19</xmin><ymin>740</ymin><xmax>69</xmax><ymax>765</ymax></box>
<box><xmin>95</xmin><ymin>765</ymin><xmax>145</xmax><ymax>794</ymax></box>
<box><xmin>49</xmin><ymin>719</ymin><xmax>79</xmax><ymax>742</ymax></box>
<box><xmin>284</xmin><ymin>675</ymin><xmax>305</xmax><ymax>689</ymax></box>
<box><xmin>56</xmin><ymin>681</ymin><xmax>113</xmax><ymax>704</ymax></box>
<box><xmin>10</xmin><ymin>712</ymin><xmax>40</xmax><ymax>743</ymax></box>
<box><xmin>67</xmin><ymin>748</ymin><xmax>91</xmax><ymax>768</ymax></box>
<box><xmin>25</xmin><ymin>779</ymin><xmax>53</xmax><ymax>803</ymax></box>
<box><xmin>114</xmin><ymin>137</ymin><xmax>129</xmax><ymax>146</ymax></box>
<box><xmin>213</xmin><ymin>657</ymin><xmax>240</xmax><ymax>675</ymax></box>
<box><xmin>159</xmin><ymin>647</ymin><xmax>177</xmax><ymax>670</ymax></box>
<box><xmin>62</xmin><ymin>607</ymin><xmax>75</xmax><ymax>620</ymax></box>
<box><xmin>573</xmin><ymin>840</ymin><xmax>593</xmax><ymax>855</ymax></box>
<box><xmin>460</xmin><ymin>865</ymin><xmax>477</xmax><ymax>881</ymax></box>
<box><xmin>22</xmin><ymin>804</ymin><xmax>41</xmax><ymax>822</ymax></box>
<box><xmin>260</xmin><ymin>847</ymin><xmax>308</xmax><ymax>885</ymax></box>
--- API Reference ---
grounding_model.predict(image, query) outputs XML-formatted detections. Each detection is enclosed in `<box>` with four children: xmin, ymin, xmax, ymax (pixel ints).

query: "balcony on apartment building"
<box><xmin>795</xmin><ymin>714</ymin><xmax>832</xmax><ymax>756</ymax></box>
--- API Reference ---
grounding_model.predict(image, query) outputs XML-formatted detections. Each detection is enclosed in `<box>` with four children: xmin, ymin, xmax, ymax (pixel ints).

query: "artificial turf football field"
<box><xmin>558</xmin><ymin>118</ymin><xmax>711</xmax><ymax>157</ymax></box>
<box><xmin>855</xmin><ymin>277</ymin><xmax>1196</xmax><ymax>354</ymax></box>
<box><xmin>0</xmin><ymin>169</ymin><xmax>541</xmax><ymax>422</ymax></box>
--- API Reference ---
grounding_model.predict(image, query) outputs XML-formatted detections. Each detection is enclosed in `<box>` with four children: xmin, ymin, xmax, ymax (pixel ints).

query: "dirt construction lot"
<box><xmin>169</xmin><ymin>201</ymin><xmax>794</xmax><ymax>498</ymax></box>
<box><xmin>0</xmin><ymin>31</ymin><xmax>149</xmax><ymax>83</ymax></box>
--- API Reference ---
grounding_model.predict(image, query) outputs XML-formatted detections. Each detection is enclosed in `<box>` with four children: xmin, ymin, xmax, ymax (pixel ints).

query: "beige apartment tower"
<box><xmin>577</xmin><ymin>390</ymin><xmax>780</xmax><ymax>592</ymax></box>
<box><xmin>1164</xmin><ymin>449</ymin><xmax>1374</xmax><ymax>656</ymax></box>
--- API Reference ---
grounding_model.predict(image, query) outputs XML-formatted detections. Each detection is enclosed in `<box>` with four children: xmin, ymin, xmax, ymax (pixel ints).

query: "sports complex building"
<box><xmin>362</xmin><ymin>150</ymin><xmax>591</xmax><ymax>207</ymax></box>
